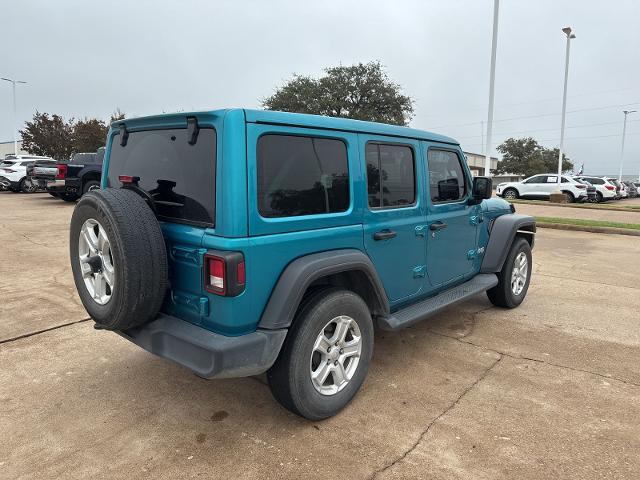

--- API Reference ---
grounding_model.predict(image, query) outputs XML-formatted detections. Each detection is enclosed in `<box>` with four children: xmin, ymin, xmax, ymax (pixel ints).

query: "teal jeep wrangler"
<box><xmin>69</xmin><ymin>109</ymin><xmax>535</xmax><ymax>420</ymax></box>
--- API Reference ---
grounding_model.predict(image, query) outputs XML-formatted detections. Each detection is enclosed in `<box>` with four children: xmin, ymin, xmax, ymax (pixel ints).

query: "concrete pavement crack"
<box><xmin>0</xmin><ymin>318</ymin><xmax>91</xmax><ymax>345</ymax></box>
<box><xmin>368</xmin><ymin>355</ymin><xmax>503</xmax><ymax>479</ymax></box>
<box><xmin>428</xmin><ymin>329</ymin><xmax>640</xmax><ymax>388</ymax></box>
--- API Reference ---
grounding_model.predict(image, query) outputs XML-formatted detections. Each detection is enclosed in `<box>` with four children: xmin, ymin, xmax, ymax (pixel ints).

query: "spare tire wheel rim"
<box><xmin>310</xmin><ymin>315</ymin><xmax>362</xmax><ymax>396</ymax></box>
<box><xmin>78</xmin><ymin>218</ymin><xmax>114</xmax><ymax>305</ymax></box>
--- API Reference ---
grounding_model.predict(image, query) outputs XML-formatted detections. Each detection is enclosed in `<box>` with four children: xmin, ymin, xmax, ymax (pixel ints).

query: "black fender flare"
<box><xmin>258</xmin><ymin>249</ymin><xmax>389</xmax><ymax>330</ymax></box>
<box><xmin>480</xmin><ymin>214</ymin><xmax>536</xmax><ymax>273</ymax></box>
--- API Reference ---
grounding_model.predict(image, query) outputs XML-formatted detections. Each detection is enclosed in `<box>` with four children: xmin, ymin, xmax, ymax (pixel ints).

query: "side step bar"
<box><xmin>376</xmin><ymin>274</ymin><xmax>498</xmax><ymax>331</ymax></box>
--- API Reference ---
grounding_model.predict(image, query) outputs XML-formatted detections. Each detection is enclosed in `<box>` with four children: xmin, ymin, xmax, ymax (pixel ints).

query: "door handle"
<box><xmin>429</xmin><ymin>222</ymin><xmax>448</xmax><ymax>231</ymax></box>
<box><xmin>373</xmin><ymin>229</ymin><xmax>397</xmax><ymax>241</ymax></box>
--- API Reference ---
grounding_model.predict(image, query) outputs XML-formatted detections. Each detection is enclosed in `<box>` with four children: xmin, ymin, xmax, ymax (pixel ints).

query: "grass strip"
<box><xmin>508</xmin><ymin>198</ymin><xmax>640</xmax><ymax>213</ymax></box>
<box><xmin>535</xmin><ymin>216</ymin><xmax>640</xmax><ymax>231</ymax></box>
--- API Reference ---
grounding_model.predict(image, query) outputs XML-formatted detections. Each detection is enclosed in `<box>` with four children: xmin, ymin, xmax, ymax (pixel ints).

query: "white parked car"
<box><xmin>496</xmin><ymin>174</ymin><xmax>588</xmax><ymax>203</ymax></box>
<box><xmin>574</xmin><ymin>176</ymin><xmax>617</xmax><ymax>202</ymax></box>
<box><xmin>0</xmin><ymin>155</ymin><xmax>52</xmax><ymax>193</ymax></box>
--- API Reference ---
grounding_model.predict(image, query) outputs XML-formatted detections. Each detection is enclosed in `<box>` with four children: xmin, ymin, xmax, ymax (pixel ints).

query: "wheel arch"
<box><xmin>258</xmin><ymin>249</ymin><xmax>389</xmax><ymax>330</ymax></box>
<box><xmin>480</xmin><ymin>214</ymin><xmax>536</xmax><ymax>273</ymax></box>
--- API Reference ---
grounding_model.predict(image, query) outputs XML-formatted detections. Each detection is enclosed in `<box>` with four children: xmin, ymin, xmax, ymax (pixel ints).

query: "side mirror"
<box><xmin>471</xmin><ymin>176</ymin><xmax>492</xmax><ymax>202</ymax></box>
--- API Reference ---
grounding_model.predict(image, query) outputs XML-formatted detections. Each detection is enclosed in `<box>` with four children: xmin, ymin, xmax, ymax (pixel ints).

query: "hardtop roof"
<box><xmin>111</xmin><ymin>108</ymin><xmax>459</xmax><ymax>146</ymax></box>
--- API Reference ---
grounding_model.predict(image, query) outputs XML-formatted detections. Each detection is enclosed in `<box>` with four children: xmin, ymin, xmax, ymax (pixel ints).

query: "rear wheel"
<box><xmin>20</xmin><ymin>177</ymin><xmax>38</xmax><ymax>193</ymax></box>
<box><xmin>503</xmin><ymin>188</ymin><xmax>518</xmax><ymax>200</ymax></box>
<box><xmin>596</xmin><ymin>191</ymin><xmax>603</xmax><ymax>203</ymax></box>
<box><xmin>267</xmin><ymin>288</ymin><xmax>373</xmax><ymax>420</ymax></box>
<box><xmin>487</xmin><ymin>237</ymin><xmax>532</xmax><ymax>309</ymax></box>
<box><xmin>82</xmin><ymin>180</ymin><xmax>100</xmax><ymax>195</ymax></box>
<box><xmin>562</xmin><ymin>191</ymin><xmax>575</xmax><ymax>203</ymax></box>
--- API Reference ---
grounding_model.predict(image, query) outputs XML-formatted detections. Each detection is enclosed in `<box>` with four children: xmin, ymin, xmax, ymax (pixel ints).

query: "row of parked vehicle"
<box><xmin>495</xmin><ymin>173</ymin><xmax>639</xmax><ymax>203</ymax></box>
<box><xmin>0</xmin><ymin>147</ymin><xmax>105</xmax><ymax>201</ymax></box>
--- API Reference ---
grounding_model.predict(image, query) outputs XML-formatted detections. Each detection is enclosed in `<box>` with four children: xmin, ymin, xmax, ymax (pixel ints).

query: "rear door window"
<box><xmin>256</xmin><ymin>134</ymin><xmax>349</xmax><ymax>218</ymax></box>
<box><xmin>107</xmin><ymin>128</ymin><xmax>216</xmax><ymax>226</ymax></box>
<box><xmin>365</xmin><ymin>143</ymin><xmax>415</xmax><ymax>208</ymax></box>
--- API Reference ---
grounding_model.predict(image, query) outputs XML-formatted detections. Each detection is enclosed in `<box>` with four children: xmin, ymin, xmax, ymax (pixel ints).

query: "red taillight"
<box><xmin>605</xmin><ymin>185</ymin><xmax>615</xmax><ymax>191</ymax></box>
<box><xmin>56</xmin><ymin>164</ymin><xmax>67</xmax><ymax>179</ymax></box>
<box><xmin>575</xmin><ymin>184</ymin><xmax>585</xmax><ymax>189</ymax></box>
<box><xmin>207</xmin><ymin>256</ymin><xmax>226</xmax><ymax>294</ymax></box>
<box><xmin>118</xmin><ymin>175</ymin><xmax>139</xmax><ymax>185</ymax></box>
<box><xmin>204</xmin><ymin>252</ymin><xmax>245</xmax><ymax>297</ymax></box>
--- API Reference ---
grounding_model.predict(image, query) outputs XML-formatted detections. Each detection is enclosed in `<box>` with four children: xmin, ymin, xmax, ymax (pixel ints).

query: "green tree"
<box><xmin>73</xmin><ymin>118</ymin><xmax>108</xmax><ymax>153</ymax></box>
<box><xmin>495</xmin><ymin>137</ymin><xmax>573</xmax><ymax>178</ymax></box>
<box><xmin>20</xmin><ymin>112</ymin><xmax>74</xmax><ymax>160</ymax></box>
<box><xmin>262</xmin><ymin>61</ymin><xmax>414</xmax><ymax>126</ymax></box>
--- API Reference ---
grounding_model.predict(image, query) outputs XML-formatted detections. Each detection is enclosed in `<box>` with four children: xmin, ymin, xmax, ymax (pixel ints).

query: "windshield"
<box><xmin>106</xmin><ymin>127</ymin><xmax>216</xmax><ymax>227</ymax></box>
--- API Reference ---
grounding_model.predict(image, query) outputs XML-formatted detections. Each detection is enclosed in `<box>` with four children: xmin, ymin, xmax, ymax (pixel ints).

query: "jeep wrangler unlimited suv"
<box><xmin>69</xmin><ymin>109</ymin><xmax>535</xmax><ymax>420</ymax></box>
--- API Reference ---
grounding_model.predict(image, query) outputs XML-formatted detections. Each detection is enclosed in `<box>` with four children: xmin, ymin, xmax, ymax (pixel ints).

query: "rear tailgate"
<box><xmin>104</xmin><ymin>115</ymin><xmax>218</xmax><ymax>328</ymax></box>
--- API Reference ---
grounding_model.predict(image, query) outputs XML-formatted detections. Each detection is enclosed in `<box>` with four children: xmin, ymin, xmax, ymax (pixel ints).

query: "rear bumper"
<box><xmin>118</xmin><ymin>314</ymin><xmax>287</xmax><ymax>379</ymax></box>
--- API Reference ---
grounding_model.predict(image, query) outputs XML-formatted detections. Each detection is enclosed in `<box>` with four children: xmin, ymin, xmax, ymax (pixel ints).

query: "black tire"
<box><xmin>69</xmin><ymin>188</ymin><xmax>168</xmax><ymax>330</ymax></box>
<box><xmin>562</xmin><ymin>191</ymin><xmax>575</xmax><ymax>203</ymax></box>
<box><xmin>20</xmin><ymin>177</ymin><xmax>38</xmax><ymax>193</ymax></box>
<box><xmin>82</xmin><ymin>180</ymin><xmax>100</xmax><ymax>196</ymax></box>
<box><xmin>487</xmin><ymin>237</ymin><xmax>532</xmax><ymax>309</ymax></box>
<box><xmin>596</xmin><ymin>192</ymin><xmax>603</xmax><ymax>203</ymax></box>
<box><xmin>267</xmin><ymin>288</ymin><xmax>374</xmax><ymax>420</ymax></box>
<box><xmin>60</xmin><ymin>192</ymin><xmax>80</xmax><ymax>202</ymax></box>
<box><xmin>503</xmin><ymin>188</ymin><xmax>518</xmax><ymax>200</ymax></box>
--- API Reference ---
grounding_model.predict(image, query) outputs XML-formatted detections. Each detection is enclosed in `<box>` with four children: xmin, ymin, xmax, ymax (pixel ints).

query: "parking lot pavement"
<box><xmin>514</xmin><ymin>201</ymin><xmax>640</xmax><ymax>224</ymax></box>
<box><xmin>1</xmin><ymin>193</ymin><xmax>640</xmax><ymax>479</ymax></box>
<box><xmin>0</xmin><ymin>192</ymin><xmax>85</xmax><ymax>342</ymax></box>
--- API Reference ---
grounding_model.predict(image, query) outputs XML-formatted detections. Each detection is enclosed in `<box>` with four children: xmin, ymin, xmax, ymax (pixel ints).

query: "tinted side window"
<box><xmin>366</xmin><ymin>143</ymin><xmax>415</xmax><ymax>208</ymax></box>
<box><xmin>525</xmin><ymin>175</ymin><xmax>546</xmax><ymax>184</ymax></box>
<box><xmin>427</xmin><ymin>149</ymin><xmax>467</xmax><ymax>202</ymax></box>
<box><xmin>257</xmin><ymin>134</ymin><xmax>349</xmax><ymax>218</ymax></box>
<box><xmin>588</xmin><ymin>178</ymin><xmax>604</xmax><ymax>185</ymax></box>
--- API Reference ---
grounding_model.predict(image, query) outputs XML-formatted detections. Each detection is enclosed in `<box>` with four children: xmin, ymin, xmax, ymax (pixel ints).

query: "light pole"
<box><xmin>1</xmin><ymin>77</ymin><xmax>27</xmax><ymax>156</ymax></box>
<box><xmin>484</xmin><ymin>0</ymin><xmax>500</xmax><ymax>177</ymax></box>
<box><xmin>618</xmin><ymin>110</ymin><xmax>636</xmax><ymax>181</ymax></box>
<box><xmin>555</xmin><ymin>27</ymin><xmax>575</xmax><ymax>197</ymax></box>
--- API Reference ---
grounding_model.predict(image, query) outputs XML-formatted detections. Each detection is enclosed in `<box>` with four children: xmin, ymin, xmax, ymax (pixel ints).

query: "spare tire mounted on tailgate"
<box><xmin>70</xmin><ymin>188</ymin><xmax>168</xmax><ymax>330</ymax></box>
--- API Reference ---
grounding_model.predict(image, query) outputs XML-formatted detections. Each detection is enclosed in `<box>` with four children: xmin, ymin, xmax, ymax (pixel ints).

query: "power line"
<box><xmin>427</xmin><ymin>101</ymin><xmax>640</xmax><ymax>130</ymax></box>
<box><xmin>455</xmin><ymin>118</ymin><xmax>640</xmax><ymax>140</ymax></box>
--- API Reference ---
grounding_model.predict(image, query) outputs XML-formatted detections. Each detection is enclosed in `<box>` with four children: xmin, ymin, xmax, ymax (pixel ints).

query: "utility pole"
<box><xmin>618</xmin><ymin>110</ymin><xmax>636</xmax><ymax>181</ymax></box>
<box><xmin>1</xmin><ymin>77</ymin><xmax>27</xmax><ymax>155</ymax></box>
<box><xmin>484</xmin><ymin>0</ymin><xmax>500</xmax><ymax>177</ymax></box>
<box><xmin>555</xmin><ymin>28</ymin><xmax>575</xmax><ymax>194</ymax></box>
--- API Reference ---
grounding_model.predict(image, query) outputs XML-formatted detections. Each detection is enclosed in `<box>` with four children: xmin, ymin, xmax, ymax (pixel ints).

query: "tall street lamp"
<box><xmin>618</xmin><ymin>109</ymin><xmax>636</xmax><ymax>181</ymax></box>
<box><xmin>484</xmin><ymin>0</ymin><xmax>500</xmax><ymax>177</ymax></box>
<box><xmin>1</xmin><ymin>77</ymin><xmax>27</xmax><ymax>156</ymax></box>
<box><xmin>554</xmin><ymin>27</ymin><xmax>575</xmax><ymax>198</ymax></box>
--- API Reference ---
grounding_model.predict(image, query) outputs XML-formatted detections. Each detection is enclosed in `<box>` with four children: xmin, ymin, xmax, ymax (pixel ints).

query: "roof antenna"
<box><xmin>187</xmin><ymin>117</ymin><xmax>200</xmax><ymax>145</ymax></box>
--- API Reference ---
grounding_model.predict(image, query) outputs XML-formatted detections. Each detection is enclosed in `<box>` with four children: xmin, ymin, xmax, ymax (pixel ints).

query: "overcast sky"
<box><xmin>2</xmin><ymin>0</ymin><xmax>639</xmax><ymax>176</ymax></box>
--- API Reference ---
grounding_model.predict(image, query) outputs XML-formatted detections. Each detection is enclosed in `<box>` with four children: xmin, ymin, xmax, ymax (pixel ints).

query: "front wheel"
<box><xmin>487</xmin><ymin>237</ymin><xmax>532</xmax><ymax>308</ymax></box>
<box><xmin>267</xmin><ymin>288</ymin><xmax>374</xmax><ymax>420</ymax></box>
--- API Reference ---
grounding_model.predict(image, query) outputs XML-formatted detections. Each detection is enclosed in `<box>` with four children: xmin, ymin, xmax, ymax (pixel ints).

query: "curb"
<box><xmin>536</xmin><ymin>222</ymin><xmax>640</xmax><ymax>237</ymax></box>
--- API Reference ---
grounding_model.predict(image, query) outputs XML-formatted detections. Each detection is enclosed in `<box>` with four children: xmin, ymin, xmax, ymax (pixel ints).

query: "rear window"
<box><xmin>257</xmin><ymin>134</ymin><xmax>349</xmax><ymax>218</ymax></box>
<box><xmin>71</xmin><ymin>153</ymin><xmax>97</xmax><ymax>164</ymax></box>
<box><xmin>107</xmin><ymin>128</ymin><xmax>216</xmax><ymax>226</ymax></box>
